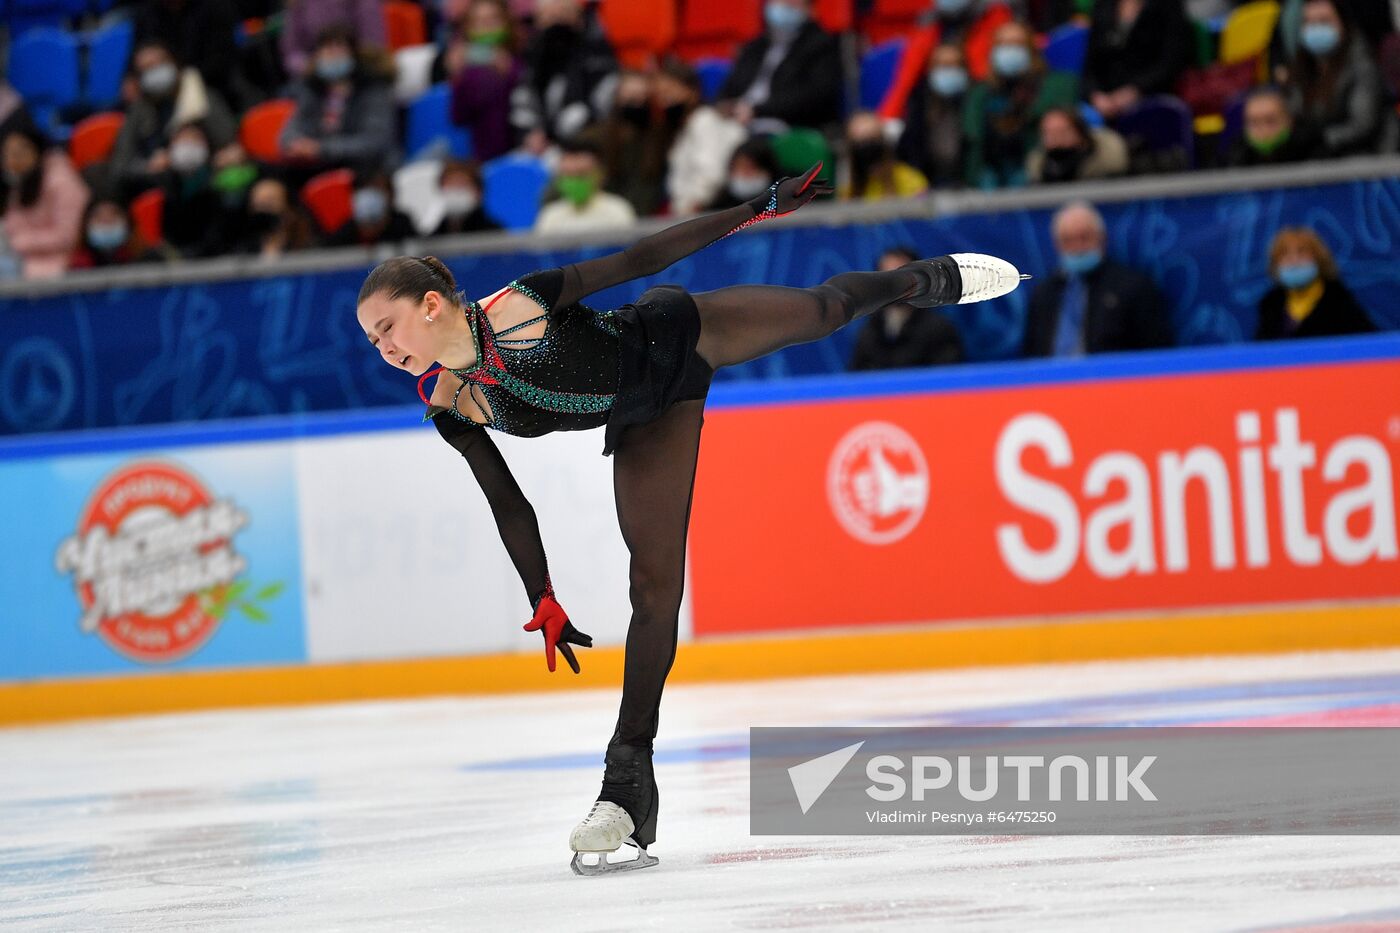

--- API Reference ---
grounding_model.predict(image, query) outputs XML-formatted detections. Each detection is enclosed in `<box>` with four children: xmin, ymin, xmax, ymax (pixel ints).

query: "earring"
<box><xmin>425</xmin><ymin>314</ymin><xmax>433</xmax><ymax>323</ymax></box>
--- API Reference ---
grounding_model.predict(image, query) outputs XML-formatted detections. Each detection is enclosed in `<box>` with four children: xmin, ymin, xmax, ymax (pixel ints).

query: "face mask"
<box><xmin>170</xmin><ymin>141</ymin><xmax>208</xmax><ymax>173</ymax></box>
<box><xmin>1277</xmin><ymin>260</ymin><xmax>1319</xmax><ymax>289</ymax></box>
<box><xmin>465</xmin><ymin>43</ymin><xmax>497</xmax><ymax>65</ymax></box>
<box><xmin>662</xmin><ymin>102</ymin><xmax>688</xmax><ymax>129</ymax></box>
<box><xmin>1247</xmin><ymin>125</ymin><xmax>1292</xmax><ymax>155</ymax></box>
<box><xmin>2</xmin><ymin>168</ymin><xmax>29</xmax><ymax>188</ymax></box>
<box><xmin>352</xmin><ymin>188</ymin><xmax>388</xmax><ymax>223</ymax></box>
<box><xmin>1061</xmin><ymin>249</ymin><xmax>1103</xmax><ymax>277</ymax></box>
<box><xmin>557</xmin><ymin>175</ymin><xmax>597</xmax><ymax>206</ymax></box>
<box><xmin>620</xmin><ymin>104</ymin><xmax>650</xmax><ymax>127</ymax></box>
<box><xmin>469</xmin><ymin>27</ymin><xmax>509</xmax><ymax>46</ymax></box>
<box><xmin>316</xmin><ymin>55</ymin><xmax>354</xmax><ymax>82</ymax></box>
<box><xmin>441</xmin><ymin>187</ymin><xmax>479</xmax><ymax>216</ymax></box>
<box><xmin>728</xmin><ymin>174</ymin><xmax>771</xmax><ymax>200</ymax></box>
<box><xmin>851</xmin><ymin>139</ymin><xmax>886</xmax><ymax>169</ymax></box>
<box><xmin>1041</xmin><ymin>146</ymin><xmax>1086</xmax><ymax>182</ymax></box>
<box><xmin>937</xmin><ymin>0</ymin><xmax>972</xmax><ymax>18</ymax></box>
<box><xmin>991</xmin><ymin>44</ymin><xmax>1032</xmax><ymax>79</ymax></box>
<box><xmin>246</xmin><ymin>210</ymin><xmax>282</xmax><ymax>236</ymax></box>
<box><xmin>140</xmin><ymin>63</ymin><xmax>179</xmax><ymax>97</ymax></box>
<box><xmin>1300</xmin><ymin>22</ymin><xmax>1340</xmax><ymax>56</ymax></box>
<box><xmin>929</xmin><ymin>66</ymin><xmax>968</xmax><ymax>98</ymax></box>
<box><xmin>764</xmin><ymin>2</ymin><xmax>807</xmax><ymax>31</ymax></box>
<box><xmin>87</xmin><ymin>222</ymin><xmax>128</xmax><ymax>251</ymax></box>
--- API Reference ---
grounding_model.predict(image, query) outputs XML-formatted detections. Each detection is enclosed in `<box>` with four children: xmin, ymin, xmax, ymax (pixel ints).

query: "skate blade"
<box><xmin>570</xmin><ymin>839</ymin><xmax>658</xmax><ymax>876</ymax></box>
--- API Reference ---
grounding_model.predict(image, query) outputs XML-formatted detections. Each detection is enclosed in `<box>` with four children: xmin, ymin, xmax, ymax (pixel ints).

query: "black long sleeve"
<box><xmin>433</xmin><ymin>412</ymin><xmax>552</xmax><ymax>608</ymax></box>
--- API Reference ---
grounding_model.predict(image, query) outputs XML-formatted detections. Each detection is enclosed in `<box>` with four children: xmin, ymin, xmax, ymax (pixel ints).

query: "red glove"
<box><xmin>522</xmin><ymin>594</ymin><xmax>594</xmax><ymax>673</ymax></box>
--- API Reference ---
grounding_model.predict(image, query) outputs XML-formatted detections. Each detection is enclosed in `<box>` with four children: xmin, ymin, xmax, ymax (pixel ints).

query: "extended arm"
<box><xmin>553</xmin><ymin>163</ymin><xmax>832</xmax><ymax>308</ymax></box>
<box><xmin>433</xmin><ymin>414</ymin><xmax>593</xmax><ymax>671</ymax></box>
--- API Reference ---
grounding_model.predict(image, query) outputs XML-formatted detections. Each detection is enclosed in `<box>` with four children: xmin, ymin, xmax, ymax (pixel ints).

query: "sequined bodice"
<box><xmin>427</xmin><ymin>274</ymin><xmax>623</xmax><ymax>438</ymax></box>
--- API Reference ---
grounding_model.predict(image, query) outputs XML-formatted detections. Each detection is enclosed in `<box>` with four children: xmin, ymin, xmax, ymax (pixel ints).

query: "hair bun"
<box><xmin>420</xmin><ymin>255</ymin><xmax>457</xmax><ymax>290</ymax></box>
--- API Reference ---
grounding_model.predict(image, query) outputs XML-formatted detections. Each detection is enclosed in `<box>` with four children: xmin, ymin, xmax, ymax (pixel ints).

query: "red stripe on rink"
<box><xmin>1207</xmin><ymin>702</ymin><xmax>1400</xmax><ymax>728</ymax></box>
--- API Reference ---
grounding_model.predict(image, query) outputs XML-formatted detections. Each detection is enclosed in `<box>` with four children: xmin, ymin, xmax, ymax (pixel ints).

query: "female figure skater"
<box><xmin>354</xmin><ymin>165</ymin><xmax>1024</xmax><ymax>874</ymax></box>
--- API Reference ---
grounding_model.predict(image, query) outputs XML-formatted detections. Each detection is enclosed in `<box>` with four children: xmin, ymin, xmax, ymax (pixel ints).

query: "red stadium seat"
<box><xmin>240</xmin><ymin>98</ymin><xmax>296</xmax><ymax>163</ymax></box>
<box><xmin>130</xmin><ymin>188</ymin><xmax>164</xmax><ymax>245</ymax></box>
<box><xmin>813</xmin><ymin>0</ymin><xmax>853</xmax><ymax>34</ymax></box>
<box><xmin>674</xmin><ymin>0</ymin><xmax>761</xmax><ymax>61</ymax></box>
<box><xmin>68</xmin><ymin>112</ymin><xmax>124</xmax><ymax>170</ymax></box>
<box><xmin>300</xmin><ymin>169</ymin><xmax>354</xmax><ymax>234</ymax></box>
<box><xmin>861</xmin><ymin>0</ymin><xmax>927</xmax><ymax>45</ymax></box>
<box><xmin>383</xmin><ymin>1</ymin><xmax>427</xmax><ymax>51</ymax></box>
<box><xmin>599</xmin><ymin>0</ymin><xmax>678</xmax><ymax>69</ymax></box>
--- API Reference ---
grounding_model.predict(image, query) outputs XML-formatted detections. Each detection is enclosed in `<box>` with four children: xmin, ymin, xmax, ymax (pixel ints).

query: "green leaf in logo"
<box><xmin>237</xmin><ymin>602</ymin><xmax>270</xmax><ymax>623</ymax></box>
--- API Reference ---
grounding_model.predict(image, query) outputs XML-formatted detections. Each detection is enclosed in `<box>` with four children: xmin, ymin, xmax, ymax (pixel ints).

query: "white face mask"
<box><xmin>170</xmin><ymin>141</ymin><xmax>208</xmax><ymax>173</ymax></box>
<box><xmin>728</xmin><ymin>174</ymin><xmax>771</xmax><ymax>200</ymax></box>
<box><xmin>441</xmin><ymin>187</ymin><xmax>480</xmax><ymax>217</ymax></box>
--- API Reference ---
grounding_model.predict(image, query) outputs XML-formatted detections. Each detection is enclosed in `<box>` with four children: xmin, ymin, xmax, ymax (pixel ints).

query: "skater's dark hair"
<box><xmin>357</xmin><ymin>255</ymin><xmax>462</xmax><ymax>307</ymax></box>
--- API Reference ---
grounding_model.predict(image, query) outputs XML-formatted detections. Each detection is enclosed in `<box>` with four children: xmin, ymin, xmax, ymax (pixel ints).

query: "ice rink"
<box><xmin>4</xmin><ymin>648</ymin><xmax>1400</xmax><ymax>932</ymax></box>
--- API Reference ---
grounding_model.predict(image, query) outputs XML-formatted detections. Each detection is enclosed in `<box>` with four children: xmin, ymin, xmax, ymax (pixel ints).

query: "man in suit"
<box><xmin>1023</xmin><ymin>200</ymin><xmax>1174</xmax><ymax>357</ymax></box>
<box><xmin>715</xmin><ymin>0</ymin><xmax>842</xmax><ymax>132</ymax></box>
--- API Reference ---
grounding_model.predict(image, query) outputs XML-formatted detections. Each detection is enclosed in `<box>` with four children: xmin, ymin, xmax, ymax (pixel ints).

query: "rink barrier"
<box><xmin>1</xmin><ymin>601</ymin><xmax>1397</xmax><ymax>725</ymax></box>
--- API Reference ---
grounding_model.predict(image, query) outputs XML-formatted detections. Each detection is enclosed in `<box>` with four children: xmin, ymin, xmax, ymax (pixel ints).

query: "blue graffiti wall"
<box><xmin>4</xmin><ymin>177</ymin><xmax>1398</xmax><ymax>436</ymax></box>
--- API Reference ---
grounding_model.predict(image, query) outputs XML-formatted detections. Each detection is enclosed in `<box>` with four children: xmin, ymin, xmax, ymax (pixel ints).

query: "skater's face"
<box><xmin>357</xmin><ymin>290</ymin><xmax>449</xmax><ymax>378</ymax></box>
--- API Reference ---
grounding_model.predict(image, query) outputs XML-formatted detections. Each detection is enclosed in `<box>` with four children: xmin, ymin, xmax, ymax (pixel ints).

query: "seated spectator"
<box><xmin>327</xmin><ymin>173</ymin><xmax>417</xmax><ymax>247</ymax></box>
<box><xmin>433</xmin><ymin>160</ymin><xmax>500</xmax><ymax>236</ymax></box>
<box><xmin>876</xmin><ymin>1</ymin><xmax>1016</xmax><ymax>121</ymax></box>
<box><xmin>109</xmin><ymin>40</ymin><xmax>240</xmax><ymax>197</ymax></box>
<box><xmin>1279</xmin><ymin>0</ymin><xmax>1383</xmax><ymax>156</ymax></box>
<box><xmin>1023</xmin><ymin>200</ymin><xmax>1173</xmax><ymax>357</ymax></box>
<box><xmin>133</xmin><ymin>0</ymin><xmax>249</xmax><ymax>111</ymax></box>
<box><xmin>897</xmin><ymin>43</ymin><xmax>972</xmax><ymax>188</ymax></box>
<box><xmin>843</xmin><ymin>111</ymin><xmax>930</xmax><ymax>200</ymax></box>
<box><xmin>512</xmin><ymin>0</ymin><xmax>618</xmax><ymax>150</ymax></box>
<box><xmin>963</xmin><ymin>20</ymin><xmax>1079</xmax><ymax>188</ymax></box>
<box><xmin>159</xmin><ymin>122</ymin><xmax>240</xmax><ymax>259</ymax></box>
<box><xmin>716</xmin><ymin>0</ymin><xmax>842</xmax><ymax>132</ymax></box>
<box><xmin>1256</xmin><ymin>227</ymin><xmax>1375</xmax><ymax>339</ymax></box>
<box><xmin>661</xmin><ymin>58</ymin><xmax>747</xmax><ymax>216</ymax></box>
<box><xmin>70</xmin><ymin>196</ymin><xmax>172</xmax><ymax>268</ymax></box>
<box><xmin>850</xmin><ymin>246</ymin><xmax>965</xmax><ymax>370</ymax></box>
<box><xmin>447</xmin><ymin>0</ymin><xmax>525</xmax><ymax>163</ymax></box>
<box><xmin>706</xmin><ymin>138</ymin><xmax>781</xmax><ymax>211</ymax></box>
<box><xmin>534</xmin><ymin>138</ymin><xmax>637</xmax><ymax>233</ymax></box>
<box><xmin>585</xmin><ymin>70</ymin><xmax>675</xmax><ymax>217</ymax></box>
<box><xmin>1</xmin><ymin>123</ymin><xmax>89</xmax><ymax>279</ymax></box>
<box><xmin>1026</xmin><ymin>106</ymin><xmax>1129</xmax><ymax>183</ymax></box>
<box><xmin>1227</xmin><ymin>86</ymin><xmax>1324</xmax><ymax>167</ymax></box>
<box><xmin>1084</xmin><ymin>0</ymin><xmax>1193</xmax><ymax>122</ymax></box>
<box><xmin>240</xmin><ymin>177</ymin><xmax>315</xmax><ymax>260</ymax></box>
<box><xmin>281</xmin><ymin>0</ymin><xmax>386</xmax><ymax>79</ymax></box>
<box><xmin>280</xmin><ymin>25</ymin><xmax>398</xmax><ymax>178</ymax></box>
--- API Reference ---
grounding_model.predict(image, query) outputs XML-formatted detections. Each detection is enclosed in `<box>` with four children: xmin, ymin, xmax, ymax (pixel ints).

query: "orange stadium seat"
<box><xmin>599</xmin><ymin>0</ymin><xmax>678</xmax><ymax>69</ymax></box>
<box><xmin>68</xmin><ymin>112</ymin><xmax>124</xmax><ymax>170</ymax></box>
<box><xmin>674</xmin><ymin>0</ymin><xmax>761</xmax><ymax>61</ymax></box>
<box><xmin>130</xmin><ymin>188</ymin><xmax>164</xmax><ymax>244</ymax></box>
<box><xmin>383</xmin><ymin>1</ymin><xmax>428</xmax><ymax>51</ymax></box>
<box><xmin>300</xmin><ymin>169</ymin><xmax>354</xmax><ymax>234</ymax></box>
<box><xmin>240</xmin><ymin>99</ymin><xmax>296</xmax><ymax>163</ymax></box>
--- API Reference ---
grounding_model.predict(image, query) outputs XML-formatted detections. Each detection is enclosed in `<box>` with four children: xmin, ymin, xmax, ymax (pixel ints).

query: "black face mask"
<box><xmin>1041</xmin><ymin>146</ymin><xmax>1086</xmax><ymax>183</ymax></box>
<box><xmin>246</xmin><ymin>210</ymin><xmax>283</xmax><ymax>237</ymax></box>
<box><xmin>851</xmin><ymin>140</ymin><xmax>888</xmax><ymax>171</ymax></box>
<box><xmin>662</xmin><ymin>102</ymin><xmax>688</xmax><ymax>130</ymax></box>
<box><xmin>619</xmin><ymin>104</ymin><xmax>649</xmax><ymax>127</ymax></box>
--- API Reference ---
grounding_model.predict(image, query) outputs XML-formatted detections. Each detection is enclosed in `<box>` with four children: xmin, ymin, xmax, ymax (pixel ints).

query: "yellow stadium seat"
<box><xmin>1220</xmin><ymin>0</ymin><xmax>1280</xmax><ymax>82</ymax></box>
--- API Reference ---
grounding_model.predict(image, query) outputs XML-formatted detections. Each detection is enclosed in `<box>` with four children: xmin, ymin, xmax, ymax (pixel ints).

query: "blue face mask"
<box><xmin>1061</xmin><ymin>249</ymin><xmax>1103</xmax><ymax>276</ymax></box>
<box><xmin>1300</xmin><ymin>22</ymin><xmax>1341</xmax><ymax>56</ymax></box>
<box><xmin>1277</xmin><ymin>260</ymin><xmax>1319</xmax><ymax>289</ymax></box>
<box><xmin>316</xmin><ymin>54</ymin><xmax>354</xmax><ymax>82</ymax></box>
<box><xmin>352</xmin><ymin>188</ymin><xmax>388</xmax><ymax>224</ymax></box>
<box><xmin>929</xmin><ymin>65</ymin><xmax>969</xmax><ymax>98</ymax></box>
<box><xmin>764</xmin><ymin>2</ymin><xmax>806</xmax><ymax>31</ymax></box>
<box><xmin>938</xmin><ymin>0</ymin><xmax>972</xmax><ymax>16</ymax></box>
<box><xmin>87</xmin><ymin>222</ymin><xmax>128</xmax><ymax>252</ymax></box>
<box><xmin>991</xmin><ymin>44</ymin><xmax>1032</xmax><ymax>79</ymax></box>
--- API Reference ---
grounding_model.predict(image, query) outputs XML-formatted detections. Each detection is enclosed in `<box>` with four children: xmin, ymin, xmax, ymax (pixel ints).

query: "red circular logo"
<box><xmin>55</xmin><ymin>461</ymin><xmax>248</xmax><ymax>663</ymax></box>
<box><xmin>827</xmin><ymin>422</ymin><xmax>930</xmax><ymax>545</ymax></box>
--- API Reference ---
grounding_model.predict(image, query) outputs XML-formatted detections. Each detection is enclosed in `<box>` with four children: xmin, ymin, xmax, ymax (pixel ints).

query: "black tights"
<box><xmin>608</xmin><ymin>265</ymin><xmax>930</xmax><ymax>748</ymax></box>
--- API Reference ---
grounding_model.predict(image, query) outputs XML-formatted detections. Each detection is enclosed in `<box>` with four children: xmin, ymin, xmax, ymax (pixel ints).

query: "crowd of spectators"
<box><xmin>0</xmin><ymin>0</ymin><xmax>1393</xmax><ymax>350</ymax></box>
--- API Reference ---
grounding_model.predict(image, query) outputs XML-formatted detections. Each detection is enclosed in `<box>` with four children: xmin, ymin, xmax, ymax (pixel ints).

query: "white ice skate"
<box><xmin>569</xmin><ymin>801</ymin><xmax>659</xmax><ymax>876</ymax></box>
<box><xmin>948</xmin><ymin>253</ymin><xmax>1029</xmax><ymax>304</ymax></box>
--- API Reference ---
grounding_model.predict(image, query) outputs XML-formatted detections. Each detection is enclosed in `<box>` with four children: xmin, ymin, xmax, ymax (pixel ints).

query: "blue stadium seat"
<box><xmin>84</xmin><ymin>20</ymin><xmax>133</xmax><ymax>109</ymax></box>
<box><xmin>8</xmin><ymin>27</ymin><xmax>80</xmax><ymax>134</ymax></box>
<box><xmin>859</xmin><ymin>39</ymin><xmax>904</xmax><ymax>112</ymax></box>
<box><xmin>1043</xmin><ymin>22</ymin><xmax>1089</xmax><ymax>74</ymax></box>
<box><xmin>1116</xmin><ymin>96</ymin><xmax>1196</xmax><ymax>167</ymax></box>
<box><xmin>1079</xmin><ymin>102</ymin><xmax>1105</xmax><ymax>127</ymax></box>
<box><xmin>695</xmin><ymin>58</ymin><xmax>731</xmax><ymax>102</ymax></box>
<box><xmin>481</xmin><ymin>154</ymin><xmax>550</xmax><ymax>231</ymax></box>
<box><xmin>405</xmin><ymin>84</ymin><xmax>472</xmax><ymax>161</ymax></box>
<box><xmin>4</xmin><ymin>0</ymin><xmax>66</xmax><ymax>32</ymax></box>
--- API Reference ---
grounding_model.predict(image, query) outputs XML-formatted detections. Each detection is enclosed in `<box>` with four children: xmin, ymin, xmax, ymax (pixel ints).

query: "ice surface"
<box><xmin>3</xmin><ymin>649</ymin><xmax>1400</xmax><ymax>932</ymax></box>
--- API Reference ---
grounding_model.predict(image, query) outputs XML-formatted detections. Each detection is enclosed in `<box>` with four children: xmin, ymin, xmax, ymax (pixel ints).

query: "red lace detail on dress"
<box><xmin>416</xmin><ymin>288</ymin><xmax>513</xmax><ymax>404</ymax></box>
